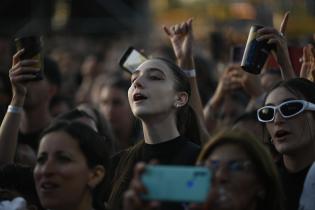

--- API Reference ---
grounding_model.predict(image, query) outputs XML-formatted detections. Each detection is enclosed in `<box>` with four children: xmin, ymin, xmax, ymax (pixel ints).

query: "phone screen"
<box><xmin>119</xmin><ymin>47</ymin><xmax>147</xmax><ymax>73</ymax></box>
<box><xmin>141</xmin><ymin>165</ymin><xmax>211</xmax><ymax>203</ymax></box>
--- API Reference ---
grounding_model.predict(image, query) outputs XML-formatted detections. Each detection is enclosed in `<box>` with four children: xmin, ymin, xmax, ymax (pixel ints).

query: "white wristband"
<box><xmin>183</xmin><ymin>69</ymin><xmax>196</xmax><ymax>78</ymax></box>
<box><xmin>7</xmin><ymin>105</ymin><xmax>23</xmax><ymax>114</ymax></box>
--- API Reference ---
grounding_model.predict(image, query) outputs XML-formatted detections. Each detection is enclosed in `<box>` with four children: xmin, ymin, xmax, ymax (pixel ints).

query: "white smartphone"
<box><xmin>119</xmin><ymin>46</ymin><xmax>148</xmax><ymax>73</ymax></box>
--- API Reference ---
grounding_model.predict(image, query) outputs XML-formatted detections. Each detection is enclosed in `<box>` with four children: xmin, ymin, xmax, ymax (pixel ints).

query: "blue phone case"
<box><xmin>141</xmin><ymin>165</ymin><xmax>211</xmax><ymax>203</ymax></box>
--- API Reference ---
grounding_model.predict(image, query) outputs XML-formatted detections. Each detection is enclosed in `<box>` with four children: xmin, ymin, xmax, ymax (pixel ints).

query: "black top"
<box><xmin>140</xmin><ymin>136</ymin><xmax>200</xmax><ymax>164</ymax></box>
<box><xmin>110</xmin><ymin>135</ymin><xmax>200</xmax><ymax>176</ymax></box>
<box><xmin>18</xmin><ymin>129</ymin><xmax>43</xmax><ymax>152</ymax></box>
<box><xmin>0</xmin><ymin>164</ymin><xmax>43</xmax><ymax>209</ymax></box>
<box><xmin>277</xmin><ymin>159</ymin><xmax>311</xmax><ymax>210</ymax></box>
<box><xmin>106</xmin><ymin>135</ymin><xmax>200</xmax><ymax>210</ymax></box>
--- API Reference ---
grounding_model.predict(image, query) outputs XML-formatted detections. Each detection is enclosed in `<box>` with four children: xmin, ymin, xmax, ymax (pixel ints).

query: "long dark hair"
<box><xmin>107</xmin><ymin>58</ymin><xmax>202</xmax><ymax>210</ymax></box>
<box><xmin>155</xmin><ymin>57</ymin><xmax>201</xmax><ymax>144</ymax></box>
<box><xmin>40</xmin><ymin>121</ymin><xmax>110</xmax><ymax>210</ymax></box>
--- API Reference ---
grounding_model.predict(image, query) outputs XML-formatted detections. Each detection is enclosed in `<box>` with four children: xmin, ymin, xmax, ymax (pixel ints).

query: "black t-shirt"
<box><xmin>109</xmin><ymin>135</ymin><xmax>200</xmax><ymax>177</ymax></box>
<box><xmin>18</xmin><ymin>129</ymin><xmax>43</xmax><ymax>152</ymax></box>
<box><xmin>0</xmin><ymin>164</ymin><xmax>43</xmax><ymax>209</ymax></box>
<box><xmin>277</xmin><ymin>159</ymin><xmax>311</xmax><ymax>210</ymax></box>
<box><xmin>107</xmin><ymin>136</ymin><xmax>201</xmax><ymax>210</ymax></box>
<box><xmin>140</xmin><ymin>136</ymin><xmax>200</xmax><ymax>165</ymax></box>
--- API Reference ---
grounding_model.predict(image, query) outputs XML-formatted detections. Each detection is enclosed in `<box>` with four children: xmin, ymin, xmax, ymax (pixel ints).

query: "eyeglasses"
<box><xmin>257</xmin><ymin>100</ymin><xmax>315</xmax><ymax>123</ymax></box>
<box><xmin>207</xmin><ymin>159</ymin><xmax>254</xmax><ymax>173</ymax></box>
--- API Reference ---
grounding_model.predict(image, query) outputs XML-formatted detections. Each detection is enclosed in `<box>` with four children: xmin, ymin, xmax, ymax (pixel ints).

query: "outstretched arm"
<box><xmin>164</xmin><ymin>18</ymin><xmax>210</xmax><ymax>143</ymax></box>
<box><xmin>0</xmin><ymin>49</ymin><xmax>38</xmax><ymax>165</ymax></box>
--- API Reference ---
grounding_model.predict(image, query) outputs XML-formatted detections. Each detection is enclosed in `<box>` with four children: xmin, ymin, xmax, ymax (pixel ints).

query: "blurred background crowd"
<box><xmin>0</xmin><ymin>1</ymin><xmax>313</xmax><ymax>103</ymax></box>
<box><xmin>0</xmin><ymin>1</ymin><xmax>315</xmax><ymax>210</ymax></box>
<box><xmin>0</xmin><ymin>0</ymin><xmax>314</xmax><ymax>127</ymax></box>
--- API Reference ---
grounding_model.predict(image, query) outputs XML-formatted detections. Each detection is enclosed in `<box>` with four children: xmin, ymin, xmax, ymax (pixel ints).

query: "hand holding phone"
<box><xmin>141</xmin><ymin>165</ymin><xmax>211</xmax><ymax>203</ymax></box>
<box><xmin>14</xmin><ymin>36</ymin><xmax>43</xmax><ymax>80</ymax></box>
<box><xmin>119</xmin><ymin>46</ymin><xmax>148</xmax><ymax>73</ymax></box>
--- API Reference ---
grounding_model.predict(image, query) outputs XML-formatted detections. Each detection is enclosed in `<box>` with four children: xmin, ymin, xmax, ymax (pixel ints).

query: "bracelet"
<box><xmin>7</xmin><ymin>105</ymin><xmax>23</xmax><ymax>114</ymax></box>
<box><xmin>183</xmin><ymin>69</ymin><xmax>196</xmax><ymax>78</ymax></box>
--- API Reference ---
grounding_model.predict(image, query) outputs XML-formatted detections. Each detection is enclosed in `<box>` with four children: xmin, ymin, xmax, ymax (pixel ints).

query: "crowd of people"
<box><xmin>0</xmin><ymin>9</ymin><xmax>315</xmax><ymax>210</ymax></box>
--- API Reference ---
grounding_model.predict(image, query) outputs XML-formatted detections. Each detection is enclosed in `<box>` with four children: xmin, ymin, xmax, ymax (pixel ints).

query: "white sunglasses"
<box><xmin>257</xmin><ymin>100</ymin><xmax>315</xmax><ymax>123</ymax></box>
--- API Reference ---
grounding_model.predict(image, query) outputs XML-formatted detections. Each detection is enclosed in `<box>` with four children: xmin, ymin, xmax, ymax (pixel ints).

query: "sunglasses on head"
<box><xmin>257</xmin><ymin>100</ymin><xmax>315</xmax><ymax>123</ymax></box>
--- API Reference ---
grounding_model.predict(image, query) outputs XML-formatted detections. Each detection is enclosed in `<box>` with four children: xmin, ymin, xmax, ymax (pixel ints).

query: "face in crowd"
<box><xmin>197</xmin><ymin>131</ymin><xmax>283</xmax><ymax>210</ymax></box>
<box><xmin>33</xmin><ymin>122</ymin><xmax>108</xmax><ymax>210</ymax></box>
<box><xmin>128</xmin><ymin>58</ymin><xmax>189</xmax><ymax>120</ymax></box>
<box><xmin>99</xmin><ymin>84</ymin><xmax>133</xmax><ymax>133</ymax></box>
<box><xmin>258</xmin><ymin>79</ymin><xmax>315</xmax><ymax>156</ymax></box>
<box><xmin>203</xmin><ymin>143</ymin><xmax>262</xmax><ymax>209</ymax></box>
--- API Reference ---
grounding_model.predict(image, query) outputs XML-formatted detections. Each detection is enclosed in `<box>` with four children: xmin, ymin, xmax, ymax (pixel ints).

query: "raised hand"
<box><xmin>207</xmin><ymin>66</ymin><xmax>242</xmax><ymax>110</ymax></box>
<box><xmin>9</xmin><ymin>49</ymin><xmax>39</xmax><ymax>105</ymax></box>
<box><xmin>163</xmin><ymin>18</ymin><xmax>194</xmax><ymax>68</ymax></box>
<box><xmin>228</xmin><ymin>66</ymin><xmax>263</xmax><ymax>98</ymax></box>
<box><xmin>300</xmin><ymin>44</ymin><xmax>315</xmax><ymax>82</ymax></box>
<box><xmin>256</xmin><ymin>12</ymin><xmax>289</xmax><ymax>55</ymax></box>
<box><xmin>164</xmin><ymin>18</ymin><xmax>210</xmax><ymax>142</ymax></box>
<box><xmin>123</xmin><ymin>162</ymin><xmax>160</xmax><ymax>210</ymax></box>
<box><xmin>256</xmin><ymin>11</ymin><xmax>295</xmax><ymax>80</ymax></box>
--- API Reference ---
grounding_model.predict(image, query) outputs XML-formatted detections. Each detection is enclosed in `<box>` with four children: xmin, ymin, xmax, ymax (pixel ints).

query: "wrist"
<box><xmin>209</xmin><ymin>97</ymin><xmax>221</xmax><ymax>110</ymax></box>
<box><xmin>183</xmin><ymin>69</ymin><xmax>196</xmax><ymax>78</ymax></box>
<box><xmin>279</xmin><ymin>62</ymin><xmax>296</xmax><ymax>77</ymax></box>
<box><xmin>278</xmin><ymin>50</ymin><xmax>292</xmax><ymax>66</ymax></box>
<box><xmin>11</xmin><ymin>94</ymin><xmax>25</xmax><ymax>107</ymax></box>
<box><xmin>177</xmin><ymin>57</ymin><xmax>194</xmax><ymax>69</ymax></box>
<box><xmin>7</xmin><ymin>105</ymin><xmax>23</xmax><ymax>114</ymax></box>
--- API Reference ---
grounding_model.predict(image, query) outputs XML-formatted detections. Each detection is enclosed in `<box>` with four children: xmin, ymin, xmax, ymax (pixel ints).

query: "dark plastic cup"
<box><xmin>241</xmin><ymin>25</ymin><xmax>274</xmax><ymax>74</ymax></box>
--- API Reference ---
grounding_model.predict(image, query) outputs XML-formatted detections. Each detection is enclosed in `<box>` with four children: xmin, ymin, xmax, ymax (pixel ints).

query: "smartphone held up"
<box><xmin>141</xmin><ymin>165</ymin><xmax>211</xmax><ymax>203</ymax></box>
<box><xmin>14</xmin><ymin>35</ymin><xmax>43</xmax><ymax>80</ymax></box>
<box><xmin>119</xmin><ymin>46</ymin><xmax>148</xmax><ymax>74</ymax></box>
